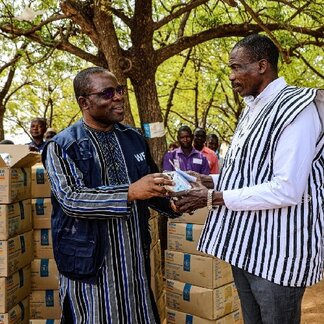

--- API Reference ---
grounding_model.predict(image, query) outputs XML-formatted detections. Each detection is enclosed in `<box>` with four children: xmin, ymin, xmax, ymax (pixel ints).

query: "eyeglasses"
<box><xmin>82</xmin><ymin>85</ymin><xmax>127</xmax><ymax>100</ymax></box>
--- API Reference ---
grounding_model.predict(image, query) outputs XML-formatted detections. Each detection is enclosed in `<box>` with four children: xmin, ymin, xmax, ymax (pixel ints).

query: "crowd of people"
<box><xmin>162</xmin><ymin>125</ymin><xmax>222</xmax><ymax>174</ymax></box>
<box><xmin>1</xmin><ymin>34</ymin><xmax>322</xmax><ymax>324</ymax></box>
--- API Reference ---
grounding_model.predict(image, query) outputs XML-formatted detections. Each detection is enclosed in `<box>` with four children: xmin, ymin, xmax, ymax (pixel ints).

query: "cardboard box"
<box><xmin>0</xmin><ymin>200</ymin><xmax>32</xmax><ymax>240</ymax></box>
<box><xmin>168</xmin><ymin>222</ymin><xmax>206</xmax><ymax>256</ymax></box>
<box><xmin>165</xmin><ymin>250</ymin><xmax>233</xmax><ymax>289</ymax></box>
<box><xmin>29</xmin><ymin>290</ymin><xmax>61</xmax><ymax>319</ymax></box>
<box><xmin>31</xmin><ymin>198</ymin><xmax>52</xmax><ymax>229</ymax></box>
<box><xmin>150</xmin><ymin>240</ymin><xmax>161</xmax><ymax>275</ymax></box>
<box><xmin>31</xmin><ymin>163</ymin><xmax>51</xmax><ymax>199</ymax></box>
<box><xmin>30</xmin><ymin>321</ymin><xmax>60</xmax><ymax>324</ymax></box>
<box><xmin>0</xmin><ymin>296</ymin><xmax>29</xmax><ymax>324</ymax></box>
<box><xmin>33</xmin><ymin>229</ymin><xmax>54</xmax><ymax>259</ymax></box>
<box><xmin>149</xmin><ymin>216</ymin><xmax>159</xmax><ymax>248</ymax></box>
<box><xmin>0</xmin><ymin>231</ymin><xmax>33</xmax><ymax>277</ymax></box>
<box><xmin>166</xmin><ymin>280</ymin><xmax>239</xmax><ymax>320</ymax></box>
<box><xmin>0</xmin><ymin>145</ymin><xmax>39</xmax><ymax>204</ymax></box>
<box><xmin>0</xmin><ymin>265</ymin><xmax>31</xmax><ymax>313</ymax></box>
<box><xmin>31</xmin><ymin>259</ymin><xmax>59</xmax><ymax>290</ymax></box>
<box><xmin>166</xmin><ymin>308</ymin><xmax>242</xmax><ymax>324</ymax></box>
<box><xmin>157</xmin><ymin>290</ymin><xmax>166</xmax><ymax>323</ymax></box>
<box><xmin>151</xmin><ymin>268</ymin><xmax>164</xmax><ymax>302</ymax></box>
<box><xmin>149</xmin><ymin>208</ymin><xmax>160</xmax><ymax>219</ymax></box>
<box><xmin>172</xmin><ymin>207</ymin><xmax>209</xmax><ymax>225</ymax></box>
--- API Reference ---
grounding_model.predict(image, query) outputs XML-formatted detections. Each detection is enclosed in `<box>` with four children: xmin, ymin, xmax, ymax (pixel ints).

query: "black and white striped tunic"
<box><xmin>198</xmin><ymin>84</ymin><xmax>324</xmax><ymax>287</ymax></box>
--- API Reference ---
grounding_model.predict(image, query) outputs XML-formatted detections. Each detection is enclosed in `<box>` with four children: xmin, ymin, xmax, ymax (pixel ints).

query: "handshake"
<box><xmin>163</xmin><ymin>169</ymin><xmax>197</xmax><ymax>193</ymax></box>
<box><xmin>161</xmin><ymin>168</ymin><xmax>222</xmax><ymax>214</ymax></box>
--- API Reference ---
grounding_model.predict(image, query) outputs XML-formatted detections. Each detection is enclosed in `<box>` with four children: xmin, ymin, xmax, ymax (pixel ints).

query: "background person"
<box><xmin>26</xmin><ymin>117</ymin><xmax>47</xmax><ymax>152</ymax></box>
<box><xmin>44</xmin><ymin>127</ymin><xmax>57</xmax><ymax>140</ymax></box>
<box><xmin>0</xmin><ymin>139</ymin><xmax>14</xmax><ymax>144</ymax></box>
<box><xmin>42</xmin><ymin>67</ymin><xmax>178</xmax><ymax>324</ymax></box>
<box><xmin>171</xmin><ymin>34</ymin><xmax>323</xmax><ymax>324</ymax></box>
<box><xmin>206</xmin><ymin>133</ymin><xmax>224</xmax><ymax>170</ymax></box>
<box><xmin>193</xmin><ymin>127</ymin><xmax>219</xmax><ymax>174</ymax></box>
<box><xmin>162</xmin><ymin>125</ymin><xmax>210</xmax><ymax>174</ymax></box>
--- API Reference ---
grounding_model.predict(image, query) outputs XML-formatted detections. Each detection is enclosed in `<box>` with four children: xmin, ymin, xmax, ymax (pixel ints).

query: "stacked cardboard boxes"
<box><xmin>0</xmin><ymin>145</ymin><xmax>39</xmax><ymax>324</ymax></box>
<box><xmin>165</xmin><ymin>207</ymin><xmax>242</xmax><ymax>323</ymax></box>
<box><xmin>149</xmin><ymin>209</ymin><xmax>166</xmax><ymax>323</ymax></box>
<box><xmin>30</xmin><ymin>163</ymin><xmax>61</xmax><ymax>321</ymax></box>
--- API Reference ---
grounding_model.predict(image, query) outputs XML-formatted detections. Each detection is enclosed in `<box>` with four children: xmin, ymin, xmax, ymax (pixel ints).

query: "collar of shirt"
<box><xmin>244</xmin><ymin>77</ymin><xmax>287</xmax><ymax>111</ymax></box>
<box><xmin>176</xmin><ymin>146</ymin><xmax>201</xmax><ymax>158</ymax></box>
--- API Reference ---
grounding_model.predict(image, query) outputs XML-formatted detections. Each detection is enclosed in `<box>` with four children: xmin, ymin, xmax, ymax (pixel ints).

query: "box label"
<box><xmin>183</xmin><ymin>253</ymin><xmax>191</xmax><ymax>272</ymax></box>
<box><xmin>183</xmin><ymin>283</ymin><xmax>192</xmax><ymax>301</ymax></box>
<box><xmin>41</xmin><ymin>258</ymin><xmax>49</xmax><ymax>277</ymax></box>
<box><xmin>20</xmin><ymin>235</ymin><xmax>26</xmax><ymax>253</ymax></box>
<box><xmin>36</xmin><ymin>198</ymin><xmax>45</xmax><ymax>215</ymax></box>
<box><xmin>46</xmin><ymin>290</ymin><xmax>54</xmax><ymax>307</ymax></box>
<box><xmin>19</xmin><ymin>268</ymin><xmax>24</xmax><ymax>287</ymax></box>
<box><xmin>19</xmin><ymin>200</ymin><xmax>25</xmax><ymax>219</ymax></box>
<box><xmin>185</xmin><ymin>314</ymin><xmax>193</xmax><ymax>324</ymax></box>
<box><xmin>21</xmin><ymin>168</ymin><xmax>27</xmax><ymax>185</ymax></box>
<box><xmin>186</xmin><ymin>224</ymin><xmax>193</xmax><ymax>241</ymax></box>
<box><xmin>18</xmin><ymin>301</ymin><xmax>25</xmax><ymax>320</ymax></box>
<box><xmin>36</xmin><ymin>168</ymin><xmax>45</xmax><ymax>184</ymax></box>
<box><xmin>41</xmin><ymin>229</ymin><xmax>49</xmax><ymax>245</ymax></box>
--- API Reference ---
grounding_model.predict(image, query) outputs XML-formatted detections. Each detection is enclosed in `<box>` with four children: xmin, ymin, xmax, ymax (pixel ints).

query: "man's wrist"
<box><xmin>207</xmin><ymin>190</ymin><xmax>224</xmax><ymax>210</ymax></box>
<box><xmin>202</xmin><ymin>175</ymin><xmax>214</xmax><ymax>189</ymax></box>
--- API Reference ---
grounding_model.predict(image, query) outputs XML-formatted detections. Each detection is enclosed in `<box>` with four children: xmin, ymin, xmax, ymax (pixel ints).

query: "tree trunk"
<box><xmin>131</xmin><ymin>70</ymin><xmax>167</xmax><ymax>170</ymax></box>
<box><xmin>0</xmin><ymin>104</ymin><xmax>4</xmax><ymax>140</ymax></box>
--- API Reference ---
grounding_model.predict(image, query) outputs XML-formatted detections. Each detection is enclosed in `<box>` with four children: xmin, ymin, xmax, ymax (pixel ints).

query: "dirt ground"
<box><xmin>301</xmin><ymin>279</ymin><xmax>324</xmax><ymax>324</ymax></box>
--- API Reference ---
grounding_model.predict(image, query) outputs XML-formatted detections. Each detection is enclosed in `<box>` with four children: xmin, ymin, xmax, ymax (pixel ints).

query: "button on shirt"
<box><xmin>162</xmin><ymin>147</ymin><xmax>210</xmax><ymax>174</ymax></box>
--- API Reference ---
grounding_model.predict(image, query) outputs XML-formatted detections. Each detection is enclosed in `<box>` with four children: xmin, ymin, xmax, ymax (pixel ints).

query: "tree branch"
<box><xmin>154</xmin><ymin>0</ymin><xmax>209</xmax><ymax>30</ymax></box>
<box><xmin>0</xmin><ymin>23</ymin><xmax>104</xmax><ymax>66</ymax></box>
<box><xmin>163</xmin><ymin>48</ymin><xmax>192</xmax><ymax>127</ymax></box>
<box><xmin>155</xmin><ymin>23</ymin><xmax>323</xmax><ymax>65</ymax></box>
<box><xmin>238</xmin><ymin>0</ymin><xmax>290</xmax><ymax>63</ymax></box>
<box><xmin>295</xmin><ymin>51</ymin><xmax>324</xmax><ymax>79</ymax></box>
<box><xmin>60</xmin><ymin>0</ymin><xmax>100</xmax><ymax>47</ymax></box>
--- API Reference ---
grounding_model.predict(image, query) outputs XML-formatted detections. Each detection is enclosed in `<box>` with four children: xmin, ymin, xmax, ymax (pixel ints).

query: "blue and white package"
<box><xmin>163</xmin><ymin>171</ymin><xmax>192</xmax><ymax>192</ymax></box>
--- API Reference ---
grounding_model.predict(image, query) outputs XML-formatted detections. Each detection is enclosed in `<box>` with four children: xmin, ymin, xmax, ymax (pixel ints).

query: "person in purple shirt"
<box><xmin>162</xmin><ymin>125</ymin><xmax>210</xmax><ymax>175</ymax></box>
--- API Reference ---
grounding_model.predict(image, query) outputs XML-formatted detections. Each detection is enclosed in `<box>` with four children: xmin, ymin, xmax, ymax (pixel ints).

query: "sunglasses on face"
<box><xmin>82</xmin><ymin>85</ymin><xmax>127</xmax><ymax>100</ymax></box>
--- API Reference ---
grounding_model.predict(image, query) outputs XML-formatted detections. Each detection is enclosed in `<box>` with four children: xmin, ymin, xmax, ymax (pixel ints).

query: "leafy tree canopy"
<box><xmin>0</xmin><ymin>0</ymin><xmax>322</xmax><ymax>162</ymax></box>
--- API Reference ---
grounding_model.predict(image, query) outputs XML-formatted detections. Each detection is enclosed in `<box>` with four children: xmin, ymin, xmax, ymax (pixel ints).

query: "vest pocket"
<box><xmin>57</xmin><ymin>238</ymin><xmax>96</xmax><ymax>275</ymax></box>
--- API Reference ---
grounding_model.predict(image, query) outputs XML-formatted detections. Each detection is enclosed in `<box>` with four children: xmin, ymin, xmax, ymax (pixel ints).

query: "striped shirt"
<box><xmin>45</xmin><ymin>125</ymin><xmax>156</xmax><ymax>323</ymax></box>
<box><xmin>198</xmin><ymin>80</ymin><xmax>324</xmax><ymax>287</ymax></box>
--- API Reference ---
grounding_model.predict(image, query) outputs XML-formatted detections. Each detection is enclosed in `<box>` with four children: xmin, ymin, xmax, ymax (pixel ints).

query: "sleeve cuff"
<box><xmin>210</xmin><ymin>174</ymin><xmax>220</xmax><ymax>189</ymax></box>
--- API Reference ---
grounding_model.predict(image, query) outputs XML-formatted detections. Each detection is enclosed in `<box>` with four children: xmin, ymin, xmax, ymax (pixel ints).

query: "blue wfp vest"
<box><xmin>42</xmin><ymin>120</ymin><xmax>171</xmax><ymax>283</ymax></box>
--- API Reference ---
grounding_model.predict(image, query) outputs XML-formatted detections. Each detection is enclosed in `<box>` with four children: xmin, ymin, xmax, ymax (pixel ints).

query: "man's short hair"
<box><xmin>177</xmin><ymin>125</ymin><xmax>192</xmax><ymax>136</ymax></box>
<box><xmin>194</xmin><ymin>127</ymin><xmax>206</xmax><ymax>136</ymax></box>
<box><xmin>30</xmin><ymin>118</ymin><xmax>47</xmax><ymax>128</ymax></box>
<box><xmin>207</xmin><ymin>133</ymin><xmax>219</xmax><ymax>142</ymax></box>
<box><xmin>233</xmin><ymin>34</ymin><xmax>279</xmax><ymax>71</ymax></box>
<box><xmin>73</xmin><ymin>66</ymin><xmax>108</xmax><ymax>100</ymax></box>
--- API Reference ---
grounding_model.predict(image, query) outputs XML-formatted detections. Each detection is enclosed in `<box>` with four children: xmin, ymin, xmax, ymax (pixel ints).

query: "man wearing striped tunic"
<box><xmin>171</xmin><ymin>34</ymin><xmax>323</xmax><ymax>324</ymax></box>
<box><xmin>42</xmin><ymin>67</ymin><xmax>177</xmax><ymax>323</ymax></box>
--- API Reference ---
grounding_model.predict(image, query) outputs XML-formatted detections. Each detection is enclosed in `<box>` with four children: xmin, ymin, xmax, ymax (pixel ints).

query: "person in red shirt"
<box><xmin>193</xmin><ymin>127</ymin><xmax>219</xmax><ymax>174</ymax></box>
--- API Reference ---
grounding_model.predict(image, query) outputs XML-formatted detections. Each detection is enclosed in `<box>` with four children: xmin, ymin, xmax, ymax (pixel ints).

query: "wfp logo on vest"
<box><xmin>134</xmin><ymin>152</ymin><xmax>145</xmax><ymax>162</ymax></box>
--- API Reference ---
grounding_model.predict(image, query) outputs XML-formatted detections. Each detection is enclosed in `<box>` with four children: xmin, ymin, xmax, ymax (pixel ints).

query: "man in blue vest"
<box><xmin>42</xmin><ymin>67</ymin><xmax>177</xmax><ymax>323</ymax></box>
<box><xmin>171</xmin><ymin>34</ymin><xmax>323</xmax><ymax>324</ymax></box>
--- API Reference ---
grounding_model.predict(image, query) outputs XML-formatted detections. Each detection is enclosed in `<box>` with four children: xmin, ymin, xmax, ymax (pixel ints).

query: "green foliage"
<box><xmin>0</xmin><ymin>0</ymin><xmax>323</xmax><ymax>148</ymax></box>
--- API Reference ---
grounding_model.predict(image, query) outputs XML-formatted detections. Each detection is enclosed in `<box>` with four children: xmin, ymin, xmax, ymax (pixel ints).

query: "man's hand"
<box><xmin>186</xmin><ymin>171</ymin><xmax>214</xmax><ymax>189</ymax></box>
<box><xmin>169</xmin><ymin>181</ymin><xmax>208</xmax><ymax>214</ymax></box>
<box><xmin>128</xmin><ymin>173</ymin><xmax>174</xmax><ymax>201</ymax></box>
